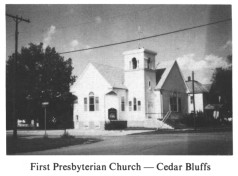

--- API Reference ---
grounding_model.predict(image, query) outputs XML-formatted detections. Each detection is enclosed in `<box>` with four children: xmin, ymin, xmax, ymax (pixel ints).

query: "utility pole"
<box><xmin>6</xmin><ymin>14</ymin><xmax>30</xmax><ymax>138</ymax></box>
<box><xmin>192</xmin><ymin>71</ymin><xmax>196</xmax><ymax>130</ymax></box>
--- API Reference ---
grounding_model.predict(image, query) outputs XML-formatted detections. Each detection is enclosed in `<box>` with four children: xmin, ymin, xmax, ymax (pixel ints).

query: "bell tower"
<box><xmin>123</xmin><ymin>48</ymin><xmax>157</xmax><ymax>71</ymax></box>
<box><xmin>123</xmin><ymin>48</ymin><xmax>157</xmax><ymax>119</ymax></box>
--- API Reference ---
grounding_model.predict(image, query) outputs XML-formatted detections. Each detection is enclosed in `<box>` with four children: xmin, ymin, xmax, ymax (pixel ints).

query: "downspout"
<box><xmin>160</xmin><ymin>90</ymin><xmax>163</xmax><ymax>118</ymax></box>
<box><xmin>104</xmin><ymin>93</ymin><xmax>106</xmax><ymax>129</ymax></box>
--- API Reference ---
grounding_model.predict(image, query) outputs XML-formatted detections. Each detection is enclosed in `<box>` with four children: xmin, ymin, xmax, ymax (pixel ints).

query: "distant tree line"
<box><xmin>210</xmin><ymin>55</ymin><xmax>232</xmax><ymax>117</ymax></box>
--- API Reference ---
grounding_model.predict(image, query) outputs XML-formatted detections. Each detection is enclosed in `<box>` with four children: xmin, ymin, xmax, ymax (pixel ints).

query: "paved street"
<box><xmin>21</xmin><ymin>131</ymin><xmax>232</xmax><ymax>155</ymax></box>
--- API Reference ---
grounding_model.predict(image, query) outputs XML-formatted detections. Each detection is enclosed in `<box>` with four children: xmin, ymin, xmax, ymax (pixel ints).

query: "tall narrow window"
<box><xmin>138</xmin><ymin>101</ymin><xmax>141</xmax><ymax>111</ymax></box>
<box><xmin>190</xmin><ymin>96</ymin><xmax>194</xmax><ymax>104</ymax></box>
<box><xmin>132</xmin><ymin>58</ymin><xmax>137</xmax><ymax>69</ymax></box>
<box><xmin>178</xmin><ymin>97</ymin><xmax>182</xmax><ymax>112</ymax></box>
<box><xmin>84</xmin><ymin>98</ymin><xmax>87</xmax><ymax>111</ymax></box>
<box><xmin>95</xmin><ymin>97</ymin><xmax>99</xmax><ymax>111</ymax></box>
<box><xmin>147</xmin><ymin>58</ymin><xmax>151</xmax><ymax>69</ymax></box>
<box><xmin>121</xmin><ymin>97</ymin><xmax>125</xmax><ymax>111</ymax></box>
<box><xmin>129</xmin><ymin>101</ymin><xmax>132</xmax><ymax>111</ymax></box>
<box><xmin>133</xmin><ymin>98</ymin><xmax>137</xmax><ymax>111</ymax></box>
<box><xmin>170</xmin><ymin>96</ymin><xmax>177</xmax><ymax>112</ymax></box>
<box><xmin>89</xmin><ymin>92</ymin><xmax>95</xmax><ymax>111</ymax></box>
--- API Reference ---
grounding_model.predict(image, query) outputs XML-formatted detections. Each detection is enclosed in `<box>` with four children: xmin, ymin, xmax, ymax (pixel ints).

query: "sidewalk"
<box><xmin>6</xmin><ymin>129</ymin><xmax>155</xmax><ymax>138</ymax></box>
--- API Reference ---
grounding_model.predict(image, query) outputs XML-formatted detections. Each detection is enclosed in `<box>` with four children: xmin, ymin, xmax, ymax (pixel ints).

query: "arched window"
<box><xmin>89</xmin><ymin>92</ymin><xmax>95</xmax><ymax>111</ymax></box>
<box><xmin>132</xmin><ymin>58</ymin><xmax>137</xmax><ymax>69</ymax></box>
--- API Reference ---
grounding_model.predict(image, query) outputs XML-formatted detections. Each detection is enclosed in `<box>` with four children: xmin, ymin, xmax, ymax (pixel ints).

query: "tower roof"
<box><xmin>123</xmin><ymin>48</ymin><xmax>157</xmax><ymax>56</ymax></box>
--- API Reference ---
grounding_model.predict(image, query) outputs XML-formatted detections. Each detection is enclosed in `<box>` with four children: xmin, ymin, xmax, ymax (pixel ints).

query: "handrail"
<box><xmin>162</xmin><ymin>110</ymin><xmax>172</xmax><ymax>122</ymax></box>
<box><xmin>158</xmin><ymin>110</ymin><xmax>172</xmax><ymax>129</ymax></box>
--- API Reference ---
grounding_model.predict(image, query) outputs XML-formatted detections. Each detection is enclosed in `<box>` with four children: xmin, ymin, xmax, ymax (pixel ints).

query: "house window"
<box><xmin>129</xmin><ymin>101</ymin><xmax>132</xmax><ymax>111</ymax></box>
<box><xmin>138</xmin><ymin>101</ymin><xmax>141</xmax><ymax>111</ymax></box>
<box><xmin>190</xmin><ymin>96</ymin><xmax>194</xmax><ymax>104</ymax></box>
<box><xmin>84</xmin><ymin>98</ymin><xmax>87</xmax><ymax>111</ymax></box>
<box><xmin>95</xmin><ymin>97</ymin><xmax>99</xmax><ymax>111</ymax></box>
<box><xmin>76</xmin><ymin>115</ymin><xmax>79</xmax><ymax>121</ymax></box>
<box><xmin>133</xmin><ymin>98</ymin><xmax>137</xmax><ymax>111</ymax></box>
<box><xmin>148</xmin><ymin>81</ymin><xmax>151</xmax><ymax>89</ymax></box>
<box><xmin>170</xmin><ymin>96</ymin><xmax>177</xmax><ymax>112</ymax></box>
<box><xmin>89</xmin><ymin>92</ymin><xmax>95</xmax><ymax>111</ymax></box>
<box><xmin>121</xmin><ymin>96</ymin><xmax>125</xmax><ymax>111</ymax></box>
<box><xmin>132</xmin><ymin>58</ymin><xmax>137</xmax><ymax>69</ymax></box>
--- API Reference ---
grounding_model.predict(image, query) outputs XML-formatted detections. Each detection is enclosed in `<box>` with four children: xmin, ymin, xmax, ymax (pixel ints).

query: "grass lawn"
<box><xmin>7</xmin><ymin>136</ymin><xmax>101</xmax><ymax>154</ymax></box>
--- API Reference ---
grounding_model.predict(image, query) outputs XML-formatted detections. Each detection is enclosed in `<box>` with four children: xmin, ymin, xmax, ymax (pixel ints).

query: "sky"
<box><xmin>6</xmin><ymin>5</ymin><xmax>232</xmax><ymax>85</ymax></box>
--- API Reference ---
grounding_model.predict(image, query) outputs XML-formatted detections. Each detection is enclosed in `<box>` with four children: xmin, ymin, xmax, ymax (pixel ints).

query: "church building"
<box><xmin>71</xmin><ymin>48</ymin><xmax>188</xmax><ymax>130</ymax></box>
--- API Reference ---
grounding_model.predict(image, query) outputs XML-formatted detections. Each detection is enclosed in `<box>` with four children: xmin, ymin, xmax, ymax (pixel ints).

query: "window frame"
<box><xmin>132</xmin><ymin>57</ymin><xmax>137</xmax><ymax>69</ymax></box>
<box><xmin>170</xmin><ymin>96</ymin><xmax>177</xmax><ymax>112</ymax></box>
<box><xmin>84</xmin><ymin>97</ymin><xmax>87</xmax><ymax>111</ymax></box>
<box><xmin>138</xmin><ymin>100</ymin><xmax>141</xmax><ymax>111</ymax></box>
<box><xmin>89</xmin><ymin>92</ymin><xmax>95</xmax><ymax>111</ymax></box>
<box><xmin>95</xmin><ymin>96</ymin><xmax>99</xmax><ymax>111</ymax></box>
<box><xmin>129</xmin><ymin>101</ymin><xmax>132</xmax><ymax>111</ymax></box>
<box><xmin>133</xmin><ymin>98</ymin><xmax>137</xmax><ymax>111</ymax></box>
<box><xmin>121</xmin><ymin>96</ymin><xmax>125</xmax><ymax>111</ymax></box>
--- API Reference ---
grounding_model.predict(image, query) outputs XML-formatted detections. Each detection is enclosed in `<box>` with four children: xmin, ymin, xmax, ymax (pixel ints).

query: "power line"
<box><xmin>59</xmin><ymin>18</ymin><xmax>231</xmax><ymax>54</ymax></box>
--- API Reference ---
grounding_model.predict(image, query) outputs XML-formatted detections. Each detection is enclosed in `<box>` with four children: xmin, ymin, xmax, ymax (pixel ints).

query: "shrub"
<box><xmin>105</xmin><ymin>121</ymin><xmax>127</xmax><ymax>130</ymax></box>
<box><xmin>181</xmin><ymin>111</ymin><xmax>213</xmax><ymax>127</ymax></box>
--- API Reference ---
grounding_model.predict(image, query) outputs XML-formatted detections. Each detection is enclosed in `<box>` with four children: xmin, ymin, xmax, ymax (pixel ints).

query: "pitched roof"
<box><xmin>89</xmin><ymin>60</ymin><xmax>179</xmax><ymax>90</ymax></box>
<box><xmin>186</xmin><ymin>80</ymin><xmax>211</xmax><ymax>94</ymax></box>
<box><xmin>91</xmin><ymin>62</ymin><xmax>127</xmax><ymax>89</ymax></box>
<box><xmin>155</xmin><ymin>60</ymin><xmax>176</xmax><ymax>89</ymax></box>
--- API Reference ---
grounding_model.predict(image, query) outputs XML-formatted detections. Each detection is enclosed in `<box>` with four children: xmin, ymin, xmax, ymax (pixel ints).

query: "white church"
<box><xmin>71</xmin><ymin>48</ymin><xmax>188</xmax><ymax>130</ymax></box>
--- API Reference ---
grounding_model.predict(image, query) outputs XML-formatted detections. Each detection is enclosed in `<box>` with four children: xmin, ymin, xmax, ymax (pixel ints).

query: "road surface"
<box><xmin>22</xmin><ymin>131</ymin><xmax>232</xmax><ymax>155</ymax></box>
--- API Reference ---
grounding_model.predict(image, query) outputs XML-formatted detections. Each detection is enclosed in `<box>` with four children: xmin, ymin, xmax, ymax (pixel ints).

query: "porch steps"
<box><xmin>144</xmin><ymin>119</ymin><xmax>173</xmax><ymax>129</ymax></box>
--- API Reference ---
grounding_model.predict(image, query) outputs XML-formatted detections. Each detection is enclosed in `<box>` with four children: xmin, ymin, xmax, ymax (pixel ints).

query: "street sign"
<box><xmin>42</xmin><ymin>102</ymin><xmax>49</xmax><ymax>107</ymax></box>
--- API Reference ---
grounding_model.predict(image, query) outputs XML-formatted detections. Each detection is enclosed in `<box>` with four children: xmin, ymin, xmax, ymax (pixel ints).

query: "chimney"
<box><xmin>188</xmin><ymin>76</ymin><xmax>191</xmax><ymax>81</ymax></box>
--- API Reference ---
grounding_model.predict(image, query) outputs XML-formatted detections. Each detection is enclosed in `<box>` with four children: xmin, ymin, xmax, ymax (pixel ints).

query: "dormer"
<box><xmin>123</xmin><ymin>48</ymin><xmax>157</xmax><ymax>71</ymax></box>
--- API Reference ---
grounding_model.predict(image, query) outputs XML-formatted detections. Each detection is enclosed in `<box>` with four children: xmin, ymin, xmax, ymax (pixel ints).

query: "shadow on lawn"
<box><xmin>7</xmin><ymin>136</ymin><xmax>102</xmax><ymax>155</ymax></box>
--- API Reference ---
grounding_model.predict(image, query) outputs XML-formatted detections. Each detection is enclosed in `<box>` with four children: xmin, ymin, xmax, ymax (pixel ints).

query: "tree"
<box><xmin>210</xmin><ymin>55</ymin><xmax>232</xmax><ymax>117</ymax></box>
<box><xmin>6</xmin><ymin>43</ymin><xmax>76</xmax><ymax>130</ymax></box>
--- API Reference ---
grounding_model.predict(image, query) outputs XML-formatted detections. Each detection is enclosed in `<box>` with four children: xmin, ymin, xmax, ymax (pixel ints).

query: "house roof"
<box><xmin>91</xmin><ymin>62</ymin><xmax>127</xmax><ymax>89</ymax></box>
<box><xmin>186</xmin><ymin>80</ymin><xmax>211</xmax><ymax>94</ymax></box>
<box><xmin>154</xmin><ymin>60</ymin><xmax>176</xmax><ymax>89</ymax></box>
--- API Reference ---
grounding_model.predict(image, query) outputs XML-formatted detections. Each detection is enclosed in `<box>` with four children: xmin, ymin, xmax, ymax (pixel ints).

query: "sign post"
<box><xmin>42</xmin><ymin>102</ymin><xmax>49</xmax><ymax>137</ymax></box>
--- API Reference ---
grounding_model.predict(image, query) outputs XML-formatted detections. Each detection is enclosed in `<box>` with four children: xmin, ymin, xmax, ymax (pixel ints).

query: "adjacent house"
<box><xmin>71</xmin><ymin>48</ymin><xmax>188</xmax><ymax>130</ymax></box>
<box><xmin>185</xmin><ymin>77</ymin><xmax>212</xmax><ymax>113</ymax></box>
